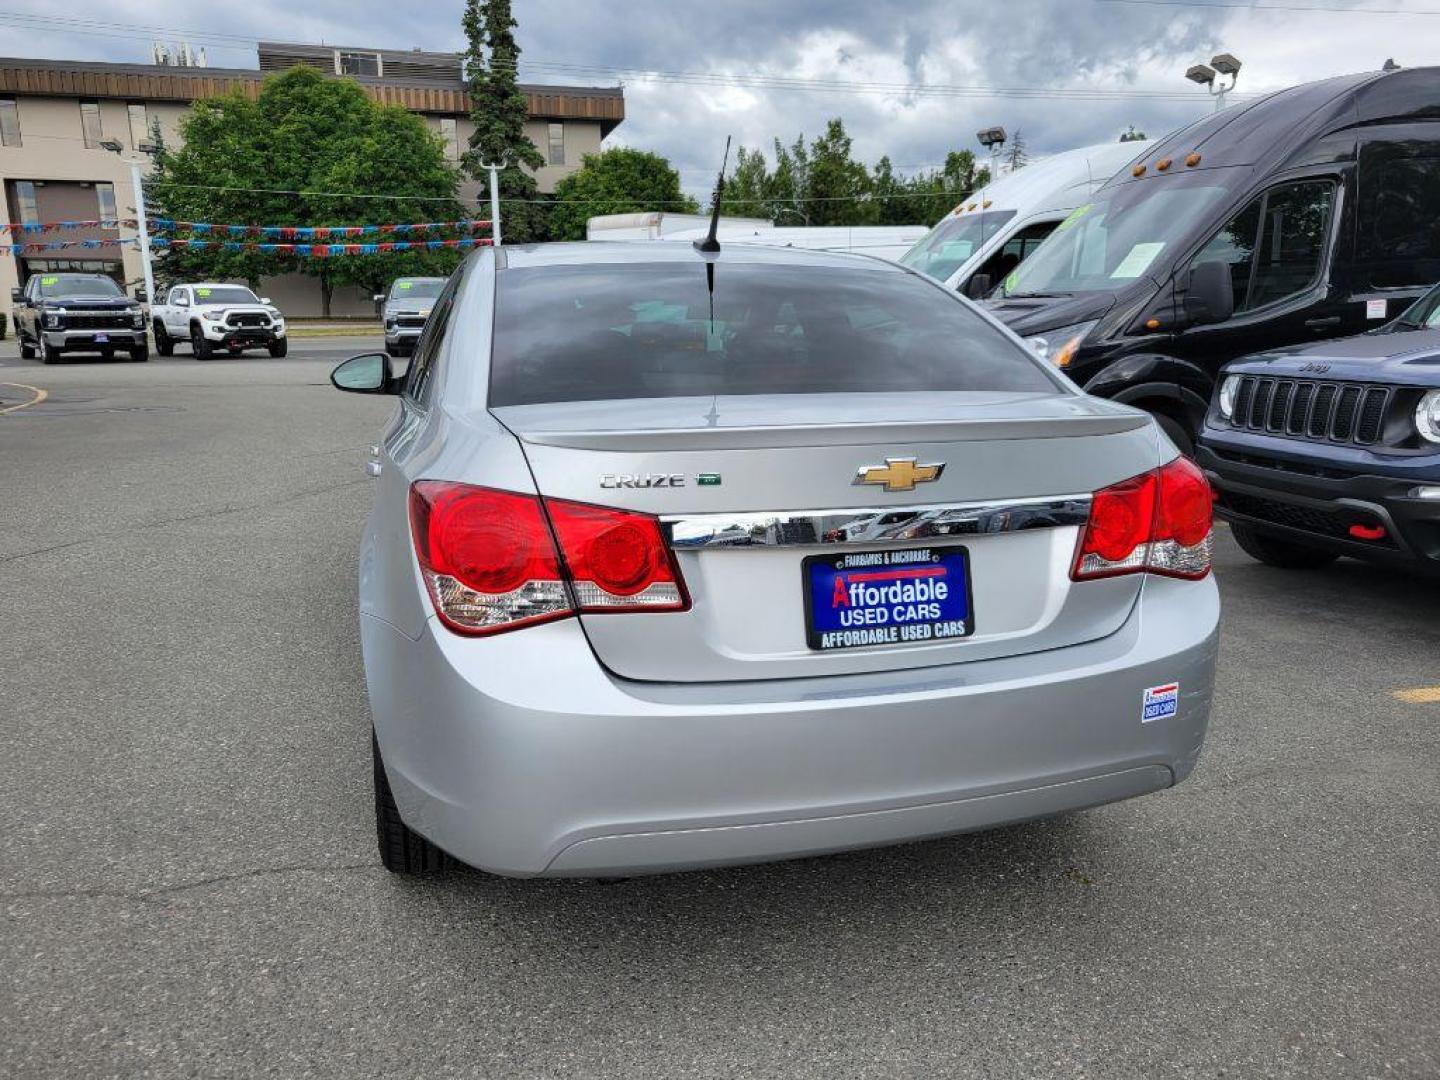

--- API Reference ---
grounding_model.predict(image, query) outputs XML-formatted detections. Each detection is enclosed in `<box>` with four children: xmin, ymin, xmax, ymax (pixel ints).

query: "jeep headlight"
<box><xmin>1022</xmin><ymin>320</ymin><xmax>1096</xmax><ymax>369</ymax></box>
<box><xmin>1416</xmin><ymin>389</ymin><xmax>1440</xmax><ymax>444</ymax></box>
<box><xmin>1218</xmin><ymin>375</ymin><xmax>1242</xmax><ymax>420</ymax></box>
<box><xmin>43</xmin><ymin>310</ymin><xmax>63</xmax><ymax>329</ymax></box>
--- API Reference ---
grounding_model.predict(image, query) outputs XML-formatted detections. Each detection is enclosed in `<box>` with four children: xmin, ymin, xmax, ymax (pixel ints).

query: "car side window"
<box><xmin>170</xmin><ymin>287</ymin><xmax>187</xmax><ymax>306</ymax></box>
<box><xmin>403</xmin><ymin>280</ymin><xmax>457</xmax><ymax>407</ymax></box>
<box><xmin>1190</xmin><ymin>179</ymin><xmax>1334</xmax><ymax>315</ymax></box>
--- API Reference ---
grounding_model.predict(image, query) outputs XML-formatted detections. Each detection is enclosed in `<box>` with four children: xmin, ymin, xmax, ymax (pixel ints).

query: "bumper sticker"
<box><xmin>1142</xmin><ymin>682</ymin><xmax>1179</xmax><ymax>723</ymax></box>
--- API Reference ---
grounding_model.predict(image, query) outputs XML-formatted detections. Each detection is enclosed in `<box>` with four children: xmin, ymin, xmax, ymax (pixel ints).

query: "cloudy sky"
<box><xmin>4</xmin><ymin>1</ymin><xmax>1429</xmax><ymax>196</ymax></box>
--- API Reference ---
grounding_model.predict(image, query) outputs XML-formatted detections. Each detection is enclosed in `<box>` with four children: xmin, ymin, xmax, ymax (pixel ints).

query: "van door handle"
<box><xmin>1305</xmin><ymin>316</ymin><xmax>1341</xmax><ymax>331</ymax></box>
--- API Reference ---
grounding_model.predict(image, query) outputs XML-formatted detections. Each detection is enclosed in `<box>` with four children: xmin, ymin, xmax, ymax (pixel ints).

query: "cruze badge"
<box><xmin>854</xmin><ymin>458</ymin><xmax>946</xmax><ymax>492</ymax></box>
<box><xmin>600</xmin><ymin>473</ymin><xmax>685</xmax><ymax>489</ymax></box>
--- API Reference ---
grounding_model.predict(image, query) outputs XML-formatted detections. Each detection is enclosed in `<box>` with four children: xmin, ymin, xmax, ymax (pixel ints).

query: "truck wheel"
<box><xmin>1231</xmin><ymin>523</ymin><xmax>1339</xmax><ymax>569</ymax></box>
<box><xmin>20</xmin><ymin>336</ymin><xmax>35</xmax><ymax>360</ymax></box>
<box><xmin>130</xmin><ymin>343</ymin><xmax>149</xmax><ymax>362</ymax></box>
<box><xmin>154</xmin><ymin>321</ymin><xmax>174</xmax><ymax>356</ymax></box>
<box><xmin>190</xmin><ymin>324</ymin><xmax>212</xmax><ymax>360</ymax></box>
<box><xmin>41</xmin><ymin>340</ymin><xmax>61</xmax><ymax>365</ymax></box>
<box><xmin>373</xmin><ymin>731</ymin><xmax>453</xmax><ymax>874</ymax></box>
<box><xmin>268</xmin><ymin>338</ymin><xmax>288</xmax><ymax>358</ymax></box>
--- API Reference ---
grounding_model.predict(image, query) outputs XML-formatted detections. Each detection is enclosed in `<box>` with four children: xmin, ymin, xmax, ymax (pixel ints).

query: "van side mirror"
<box><xmin>1184</xmin><ymin>261</ymin><xmax>1234</xmax><ymax>326</ymax></box>
<box><xmin>964</xmin><ymin>273</ymin><xmax>993</xmax><ymax>301</ymax></box>
<box><xmin>331</xmin><ymin>352</ymin><xmax>400</xmax><ymax>395</ymax></box>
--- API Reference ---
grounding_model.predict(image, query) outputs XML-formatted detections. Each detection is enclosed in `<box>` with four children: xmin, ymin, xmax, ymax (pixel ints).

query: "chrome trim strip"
<box><xmin>663</xmin><ymin>494</ymin><xmax>1092</xmax><ymax>549</ymax></box>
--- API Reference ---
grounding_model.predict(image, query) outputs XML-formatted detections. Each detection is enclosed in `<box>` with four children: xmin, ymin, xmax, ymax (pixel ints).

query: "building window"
<box><xmin>13</xmin><ymin>181</ymin><xmax>39</xmax><ymax>226</ymax></box>
<box><xmin>337</xmin><ymin>51</ymin><xmax>381</xmax><ymax>77</ymax></box>
<box><xmin>97</xmin><ymin>182</ymin><xmax>118</xmax><ymax>221</ymax></box>
<box><xmin>80</xmin><ymin>100</ymin><xmax>102</xmax><ymax>148</ymax></box>
<box><xmin>0</xmin><ymin>98</ymin><xmax>20</xmax><ymax>147</ymax></box>
<box><xmin>547</xmin><ymin>122</ymin><xmax>565</xmax><ymax>166</ymax></box>
<box><xmin>127</xmin><ymin>103</ymin><xmax>148</xmax><ymax>150</ymax></box>
<box><xmin>440</xmin><ymin>117</ymin><xmax>460</xmax><ymax>162</ymax></box>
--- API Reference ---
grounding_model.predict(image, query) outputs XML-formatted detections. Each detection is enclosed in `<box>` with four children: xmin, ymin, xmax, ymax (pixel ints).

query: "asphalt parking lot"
<box><xmin>1</xmin><ymin>342</ymin><xmax>1437</xmax><ymax>1079</ymax></box>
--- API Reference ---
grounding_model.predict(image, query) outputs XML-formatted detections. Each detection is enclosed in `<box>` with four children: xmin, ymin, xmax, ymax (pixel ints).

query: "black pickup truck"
<box><xmin>11</xmin><ymin>272</ymin><xmax>148</xmax><ymax>363</ymax></box>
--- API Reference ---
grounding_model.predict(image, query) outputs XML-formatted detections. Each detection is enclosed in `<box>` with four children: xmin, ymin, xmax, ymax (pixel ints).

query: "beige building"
<box><xmin>0</xmin><ymin>44</ymin><xmax>624</xmax><ymax>316</ymax></box>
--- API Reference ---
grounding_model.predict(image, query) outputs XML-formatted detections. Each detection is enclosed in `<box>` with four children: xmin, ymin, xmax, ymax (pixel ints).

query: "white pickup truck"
<box><xmin>151</xmin><ymin>283</ymin><xmax>288</xmax><ymax>359</ymax></box>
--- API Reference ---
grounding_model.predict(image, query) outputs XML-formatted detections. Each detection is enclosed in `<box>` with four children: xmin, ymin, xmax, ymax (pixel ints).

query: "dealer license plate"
<box><xmin>94</xmin><ymin>333</ymin><xmax>109</xmax><ymax>343</ymax></box>
<box><xmin>803</xmin><ymin>546</ymin><xmax>973</xmax><ymax>651</ymax></box>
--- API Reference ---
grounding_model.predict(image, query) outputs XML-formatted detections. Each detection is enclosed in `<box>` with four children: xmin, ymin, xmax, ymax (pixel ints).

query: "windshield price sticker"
<box><xmin>1110</xmin><ymin>242</ymin><xmax>1165</xmax><ymax>279</ymax></box>
<box><xmin>40</xmin><ymin>276</ymin><xmax>58</xmax><ymax>286</ymax></box>
<box><xmin>398</xmin><ymin>281</ymin><xmax>413</xmax><ymax>290</ymax></box>
<box><xmin>804</xmin><ymin>546</ymin><xmax>973</xmax><ymax>651</ymax></box>
<box><xmin>196</xmin><ymin>287</ymin><xmax>212</xmax><ymax>298</ymax></box>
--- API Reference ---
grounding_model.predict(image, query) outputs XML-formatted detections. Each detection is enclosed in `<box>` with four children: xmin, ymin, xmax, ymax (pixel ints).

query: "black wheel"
<box><xmin>385</xmin><ymin>344</ymin><xmax>399</xmax><ymax>358</ymax></box>
<box><xmin>190</xmin><ymin>324</ymin><xmax>212</xmax><ymax>360</ymax></box>
<box><xmin>1231</xmin><ymin>523</ymin><xmax>1340</xmax><ymax>569</ymax></box>
<box><xmin>373</xmin><ymin>732</ymin><xmax>453</xmax><ymax>874</ymax></box>
<box><xmin>1154</xmin><ymin>412</ymin><xmax>1196</xmax><ymax>458</ymax></box>
<box><xmin>20</xmin><ymin>336</ymin><xmax>35</xmax><ymax>360</ymax></box>
<box><xmin>268</xmin><ymin>338</ymin><xmax>288</xmax><ymax>358</ymax></box>
<box><xmin>41</xmin><ymin>339</ymin><xmax>61</xmax><ymax>365</ymax></box>
<box><xmin>130</xmin><ymin>344</ymin><xmax>149</xmax><ymax>362</ymax></box>
<box><xmin>154</xmin><ymin>321</ymin><xmax>174</xmax><ymax>356</ymax></box>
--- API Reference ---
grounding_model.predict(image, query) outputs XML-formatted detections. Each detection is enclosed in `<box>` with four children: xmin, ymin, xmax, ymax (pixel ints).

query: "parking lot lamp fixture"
<box><xmin>1187</xmin><ymin>55</ymin><xmax>1241</xmax><ymax>111</ymax></box>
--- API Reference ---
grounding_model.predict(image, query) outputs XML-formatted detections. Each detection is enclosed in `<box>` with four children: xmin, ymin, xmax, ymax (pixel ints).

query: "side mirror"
<box><xmin>10</xmin><ymin>287</ymin><xmax>21</xmax><ymax>303</ymax></box>
<box><xmin>135</xmin><ymin>288</ymin><xmax>149</xmax><ymax>304</ymax></box>
<box><xmin>964</xmin><ymin>273</ymin><xmax>993</xmax><ymax>301</ymax></box>
<box><xmin>373</xmin><ymin>293</ymin><xmax>386</xmax><ymax>303</ymax></box>
<box><xmin>1184</xmin><ymin>261</ymin><xmax>1234</xmax><ymax>326</ymax></box>
<box><xmin>260</xmin><ymin>297</ymin><xmax>272</xmax><ymax>305</ymax></box>
<box><xmin>331</xmin><ymin>352</ymin><xmax>399</xmax><ymax>395</ymax></box>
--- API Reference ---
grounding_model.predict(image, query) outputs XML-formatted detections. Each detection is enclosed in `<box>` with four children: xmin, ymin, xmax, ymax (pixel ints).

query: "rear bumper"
<box><xmin>1197</xmin><ymin>440</ymin><xmax>1440</xmax><ymax>568</ymax></box>
<box><xmin>363</xmin><ymin>573</ymin><xmax>1219</xmax><ymax>877</ymax></box>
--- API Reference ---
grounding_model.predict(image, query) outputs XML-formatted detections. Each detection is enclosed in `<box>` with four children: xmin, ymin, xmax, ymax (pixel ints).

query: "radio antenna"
<box><xmin>693</xmin><ymin>136</ymin><xmax>732</xmax><ymax>256</ymax></box>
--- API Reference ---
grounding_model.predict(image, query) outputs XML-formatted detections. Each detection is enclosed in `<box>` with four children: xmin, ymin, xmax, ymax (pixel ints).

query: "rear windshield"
<box><xmin>489</xmin><ymin>262</ymin><xmax>1057</xmax><ymax>406</ymax></box>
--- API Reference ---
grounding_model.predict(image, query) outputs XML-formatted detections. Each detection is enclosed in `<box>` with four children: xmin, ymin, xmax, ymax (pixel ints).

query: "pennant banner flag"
<box><xmin>1</xmin><ymin>219</ymin><xmax>138</xmax><ymax>236</ymax></box>
<box><xmin>147</xmin><ymin>219</ymin><xmax>490</xmax><ymax>237</ymax></box>
<box><xmin>148</xmin><ymin>236</ymin><xmax>493</xmax><ymax>256</ymax></box>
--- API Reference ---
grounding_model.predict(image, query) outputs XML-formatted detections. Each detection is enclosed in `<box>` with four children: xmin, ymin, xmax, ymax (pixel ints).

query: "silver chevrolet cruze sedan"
<box><xmin>330</xmin><ymin>241</ymin><xmax>1219</xmax><ymax>878</ymax></box>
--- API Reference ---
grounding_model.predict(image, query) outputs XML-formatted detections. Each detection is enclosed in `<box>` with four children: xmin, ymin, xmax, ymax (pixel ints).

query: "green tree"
<box><xmin>146</xmin><ymin>67</ymin><xmax>464</xmax><ymax>315</ymax></box>
<box><xmin>804</xmin><ymin>119</ymin><xmax>874</xmax><ymax>226</ymax></box>
<box><xmin>462</xmin><ymin>0</ymin><xmax>548</xmax><ymax>242</ymax></box>
<box><xmin>548</xmin><ymin>148</ymin><xmax>697</xmax><ymax>240</ymax></box>
<box><xmin>1005</xmin><ymin>130</ymin><xmax>1029</xmax><ymax>172</ymax></box>
<box><xmin>1120</xmin><ymin>125</ymin><xmax>1147</xmax><ymax>142</ymax></box>
<box><xmin>724</xmin><ymin>146</ymin><xmax>772</xmax><ymax>220</ymax></box>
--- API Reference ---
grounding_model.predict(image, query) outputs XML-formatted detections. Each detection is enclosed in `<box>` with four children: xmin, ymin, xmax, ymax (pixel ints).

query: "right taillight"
<box><xmin>1072</xmin><ymin>457</ymin><xmax>1213</xmax><ymax>581</ymax></box>
<box><xmin>408</xmin><ymin>481</ymin><xmax>687</xmax><ymax>636</ymax></box>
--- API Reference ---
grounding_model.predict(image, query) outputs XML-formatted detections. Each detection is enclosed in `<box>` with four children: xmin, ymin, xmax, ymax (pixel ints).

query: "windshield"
<box><xmin>1001</xmin><ymin>175</ymin><xmax>1234</xmax><ymax>297</ymax></box>
<box><xmin>490</xmin><ymin>262</ymin><xmax>1059</xmax><ymax>407</ymax></box>
<box><xmin>1398</xmin><ymin>283</ymin><xmax>1440</xmax><ymax>328</ymax></box>
<box><xmin>192</xmin><ymin>286</ymin><xmax>258</xmax><ymax>305</ymax></box>
<box><xmin>390</xmin><ymin>279</ymin><xmax>445</xmax><ymax>300</ymax></box>
<box><xmin>34</xmin><ymin>275</ymin><xmax>122</xmax><ymax>299</ymax></box>
<box><xmin>899</xmin><ymin>210</ymin><xmax>1018</xmax><ymax>281</ymax></box>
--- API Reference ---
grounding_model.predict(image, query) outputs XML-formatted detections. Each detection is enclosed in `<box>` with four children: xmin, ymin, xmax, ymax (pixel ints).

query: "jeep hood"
<box><xmin>1224</xmin><ymin>328</ymin><xmax>1440</xmax><ymax>388</ymax></box>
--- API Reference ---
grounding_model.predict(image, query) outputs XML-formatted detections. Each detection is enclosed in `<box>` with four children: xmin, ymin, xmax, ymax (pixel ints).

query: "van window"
<box><xmin>899</xmin><ymin>210</ymin><xmax>1017</xmax><ymax>282</ymax></box>
<box><xmin>1369</xmin><ymin>158</ymin><xmax>1440</xmax><ymax>288</ymax></box>
<box><xmin>972</xmin><ymin>221</ymin><xmax>1060</xmax><ymax>292</ymax></box>
<box><xmin>1189</xmin><ymin>179</ymin><xmax>1334</xmax><ymax>313</ymax></box>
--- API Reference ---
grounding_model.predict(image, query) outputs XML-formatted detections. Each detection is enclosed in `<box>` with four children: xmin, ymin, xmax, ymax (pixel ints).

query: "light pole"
<box><xmin>976</xmin><ymin>126</ymin><xmax>1006</xmax><ymax>180</ymax></box>
<box><xmin>477</xmin><ymin>159</ymin><xmax>504</xmax><ymax>247</ymax></box>
<box><xmin>1186</xmin><ymin>53</ymin><xmax>1242</xmax><ymax>112</ymax></box>
<box><xmin>100</xmin><ymin>137</ymin><xmax>157</xmax><ymax>304</ymax></box>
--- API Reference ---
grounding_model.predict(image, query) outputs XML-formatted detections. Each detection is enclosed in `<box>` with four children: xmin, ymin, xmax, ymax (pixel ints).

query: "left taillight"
<box><xmin>408</xmin><ymin>482</ymin><xmax>687</xmax><ymax>636</ymax></box>
<box><xmin>1072</xmin><ymin>457</ymin><xmax>1214</xmax><ymax>581</ymax></box>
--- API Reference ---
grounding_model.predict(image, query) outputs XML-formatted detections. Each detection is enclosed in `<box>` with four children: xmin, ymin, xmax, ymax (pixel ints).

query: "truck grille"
<box><xmin>1228</xmin><ymin>376</ymin><xmax>1389</xmax><ymax>445</ymax></box>
<box><xmin>65</xmin><ymin>312</ymin><xmax>133</xmax><ymax>329</ymax></box>
<box><xmin>226</xmin><ymin>313</ymin><xmax>271</xmax><ymax>328</ymax></box>
<box><xmin>396</xmin><ymin>315</ymin><xmax>427</xmax><ymax>329</ymax></box>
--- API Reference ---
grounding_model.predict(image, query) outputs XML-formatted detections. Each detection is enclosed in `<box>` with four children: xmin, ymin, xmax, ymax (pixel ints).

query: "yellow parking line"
<box><xmin>1392</xmin><ymin>686</ymin><xmax>1440</xmax><ymax>704</ymax></box>
<box><xmin>0</xmin><ymin>382</ymin><xmax>48</xmax><ymax>415</ymax></box>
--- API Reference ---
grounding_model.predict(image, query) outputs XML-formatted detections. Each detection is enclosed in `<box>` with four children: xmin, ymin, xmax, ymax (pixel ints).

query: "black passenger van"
<box><xmin>986</xmin><ymin>66</ymin><xmax>1440</xmax><ymax>453</ymax></box>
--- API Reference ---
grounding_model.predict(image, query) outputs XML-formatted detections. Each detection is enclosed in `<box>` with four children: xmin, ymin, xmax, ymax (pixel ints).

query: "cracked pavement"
<box><xmin>1</xmin><ymin>343</ymin><xmax>1437</xmax><ymax>1078</ymax></box>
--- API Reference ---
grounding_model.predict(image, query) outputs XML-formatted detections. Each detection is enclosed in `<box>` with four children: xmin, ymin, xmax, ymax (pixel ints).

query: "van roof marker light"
<box><xmin>1132</xmin><ymin>164</ymin><xmax>1147</xmax><ymax>177</ymax></box>
<box><xmin>1157</xmin><ymin>158</ymin><xmax>1173</xmax><ymax>171</ymax></box>
<box><xmin>1185</xmin><ymin>152</ymin><xmax>1202</xmax><ymax>167</ymax></box>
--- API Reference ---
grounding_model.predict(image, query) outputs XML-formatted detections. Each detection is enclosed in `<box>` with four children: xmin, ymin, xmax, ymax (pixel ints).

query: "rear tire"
<box><xmin>190</xmin><ymin>324</ymin><xmax>212</xmax><ymax>360</ymax></box>
<box><xmin>1231</xmin><ymin>523</ymin><xmax>1340</xmax><ymax>569</ymax></box>
<box><xmin>20</xmin><ymin>337</ymin><xmax>35</xmax><ymax>360</ymax></box>
<box><xmin>373</xmin><ymin>732</ymin><xmax>453</xmax><ymax>874</ymax></box>
<box><xmin>1153</xmin><ymin>412</ymin><xmax>1196</xmax><ymax>458</ymax></box>
<box><xmin>268</xmin><ymin>338</ymin><xmax>288</xmax><ymax>358</ymax></box>
<box><xmin>154</xmin><ymin>321</ymin><xmax>174</xmax><ymax>356</ymax></box>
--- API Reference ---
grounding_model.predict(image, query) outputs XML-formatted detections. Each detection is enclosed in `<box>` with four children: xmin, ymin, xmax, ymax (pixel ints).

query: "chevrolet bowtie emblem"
<box><xmin>853</xmin><ymin>457</ymin><xmax>946</xmax><ymax>492</ymax></box>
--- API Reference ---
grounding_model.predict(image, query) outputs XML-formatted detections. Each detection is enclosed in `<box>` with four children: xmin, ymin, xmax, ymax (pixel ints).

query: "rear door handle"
<box><xmin>1305</xmin><ymin>316</ymin><xmax>1342</xmax><ymax>331</ymax></box>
